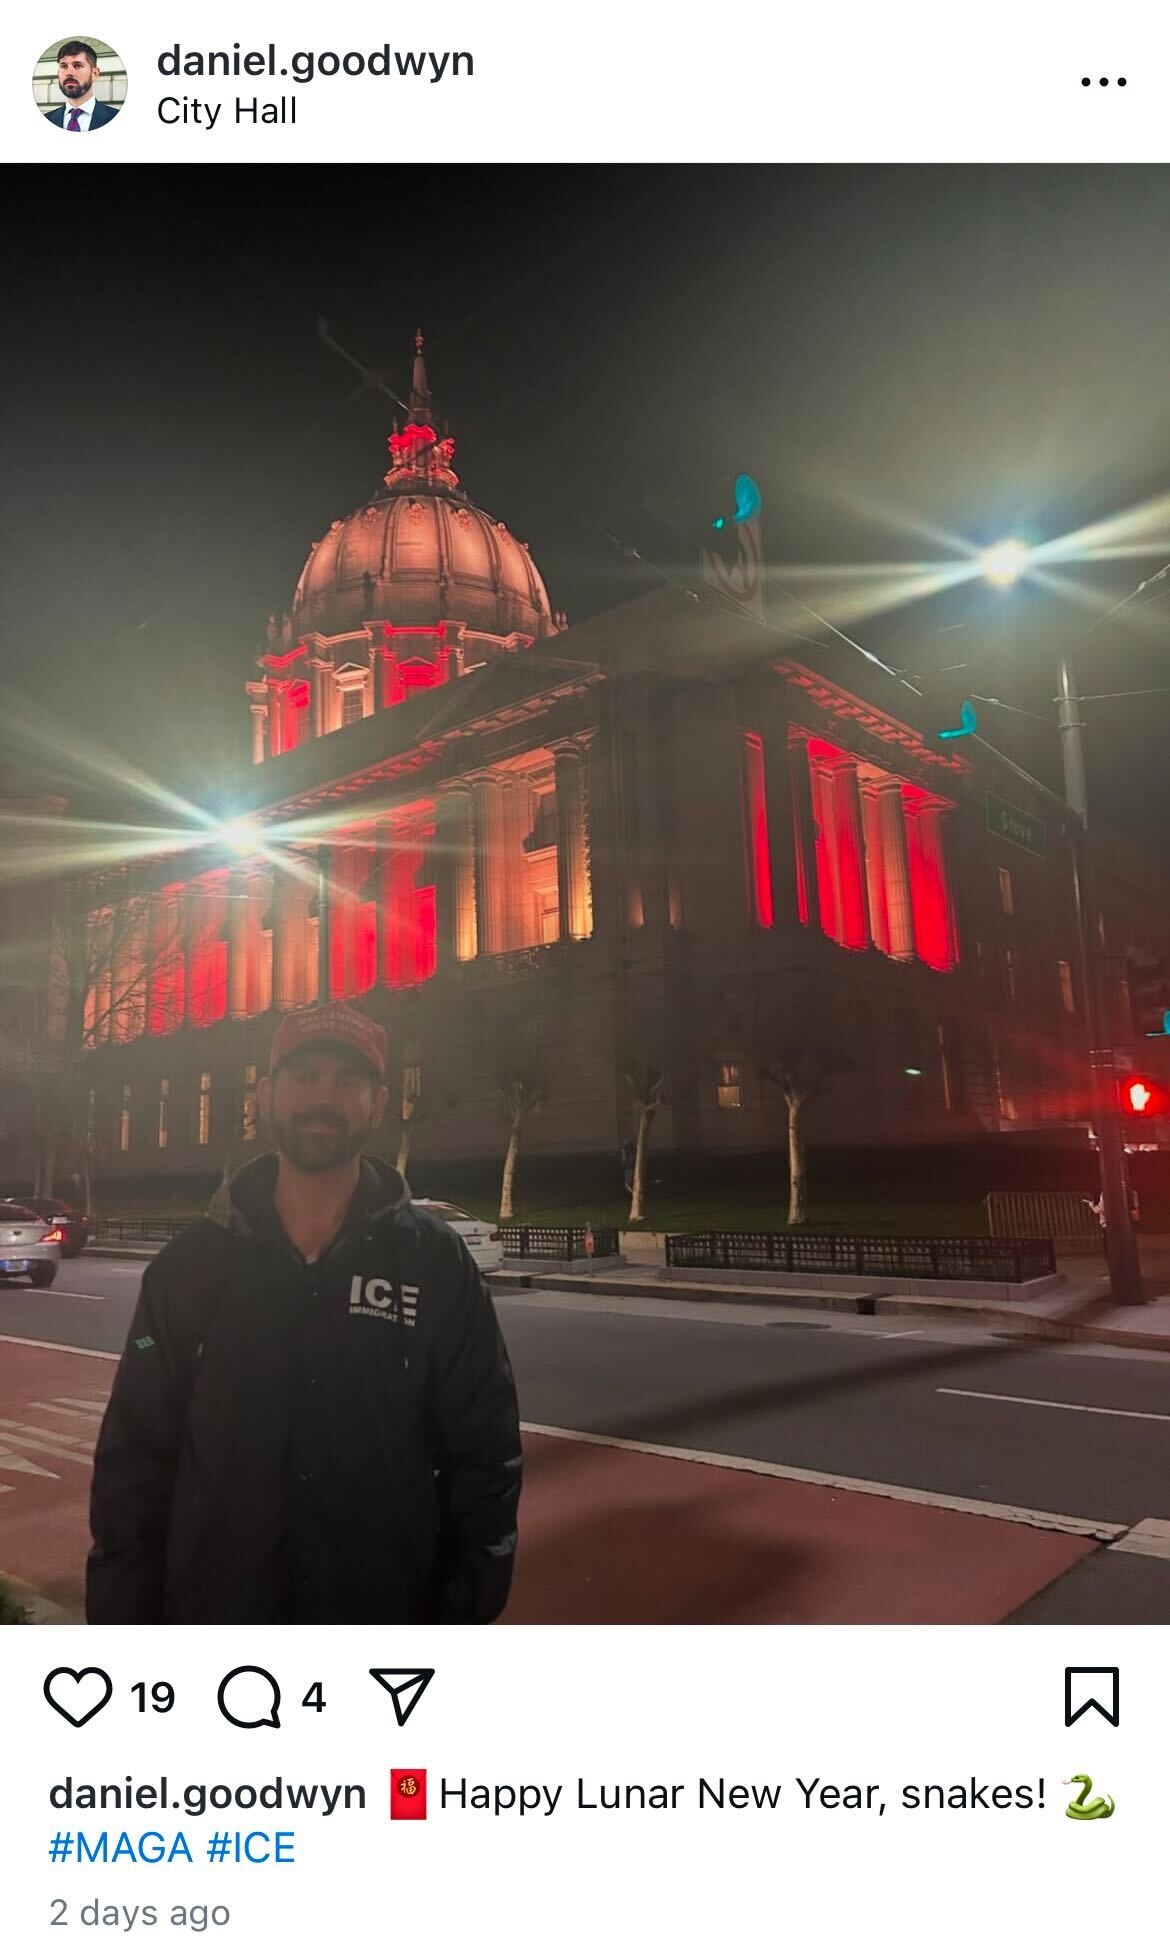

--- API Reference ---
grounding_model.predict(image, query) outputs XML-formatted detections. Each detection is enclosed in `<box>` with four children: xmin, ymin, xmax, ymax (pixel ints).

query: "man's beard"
<box><xmin>273</xmin><ymin>1113</ymin><xmax>366</xmax><ymax>1173</ymax></box>
<box><xmin>60</xmin><ymin>78</ymin><xmax>89</xmax><ymax>96</ymax></box>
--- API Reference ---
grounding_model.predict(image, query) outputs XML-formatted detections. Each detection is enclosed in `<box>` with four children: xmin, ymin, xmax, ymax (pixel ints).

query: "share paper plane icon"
<box><xmin>369</xmin><ymin>1668</ymin><xmax>435</xmax><ymax>1727</ymax></box>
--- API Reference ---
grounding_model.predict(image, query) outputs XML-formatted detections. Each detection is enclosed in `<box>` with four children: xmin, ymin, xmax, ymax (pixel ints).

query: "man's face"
<box><xmin>259</xmin><ymin>1044</ymin><xmax>388</xmax><ymax>1174</ymax></box>
<box><xmin>57</xmin><ymin>53</ymin><xmax>98</xmax><ymax>101</ymax></box>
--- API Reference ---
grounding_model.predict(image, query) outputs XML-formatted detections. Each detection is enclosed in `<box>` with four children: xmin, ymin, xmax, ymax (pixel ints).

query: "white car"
<box><xmin>0</xmin><ymin>1202</ymin><xmax>64</xmax><ymax>1287</ymax></box>
<box><xmin>412</xmin><ymin>1200</ymin><xmax>503</xmax><ymax>1271</ymax></box>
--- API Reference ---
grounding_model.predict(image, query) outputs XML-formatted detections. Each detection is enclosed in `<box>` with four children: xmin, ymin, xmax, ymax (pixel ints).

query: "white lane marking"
<box><xmin>0</xmin><ymin>1448</ymin><xmax>57</xmax><ymax>1480</ymax></box>
<box><xmin>938</xmin><ymin>1387</ymin><xmax>1170</xmax><ymax>1424</ymax></box>
<box><xmin>1</xmin><ymin>1426</ymin><xmax>89</xmax><ymax>1458</ymax></box>
<box><xmin>45</xmin><ymin>1290</ymin><xmax>106</xmax><ymax>1301</ymax></box>
<box><xmin>518</xmin><ymin>1421</ymin><xmax>1121</xmax><ymax>1541</ymax></box>
<box><xmin>31</xmin><ymin>1401</ymin><xmax>101</xmax><ymax>1420</ymax></box>
<box><xmin>0</xmin><ymin>1334</ymin><xmax>116</xmax><ymax>1361</ymax></box>
<box><xmin>0</xmin><ymin>1431</ymin><xmax>91</xmax><ymax>1467</ymax></box>
<box><xmin>51</xmin><ymin>1398</ymin><xmax>108</xmax><ymax>1412</ymax></box>
<box><xmin>1111</xmin><ymin>1518</ymin><xmax>1170</xmax><ymax>1560</ymax></box>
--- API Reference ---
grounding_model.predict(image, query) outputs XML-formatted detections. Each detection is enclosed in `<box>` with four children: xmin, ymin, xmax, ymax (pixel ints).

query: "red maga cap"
<box><xmin>269</xmin><ymin>1002</ymin><xmax>388</xmax><ymax>1081</ymax></box>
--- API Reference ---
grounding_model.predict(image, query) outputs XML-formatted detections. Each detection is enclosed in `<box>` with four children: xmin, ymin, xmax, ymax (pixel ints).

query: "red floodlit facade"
<box><xmin>72</xmin><ymin>334</ymin><xmax>1142</xmax><ymax>1182</ymax></box>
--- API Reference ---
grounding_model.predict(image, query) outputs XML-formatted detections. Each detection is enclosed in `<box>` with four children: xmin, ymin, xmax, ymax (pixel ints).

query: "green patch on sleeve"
<box><xmin>134</xmin><ymin>1335</ymin><xmax>156</xmax><ymax>1351</ymax></box>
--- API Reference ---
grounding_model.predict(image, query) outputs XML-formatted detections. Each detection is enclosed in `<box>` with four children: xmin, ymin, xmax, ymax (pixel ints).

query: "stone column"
<box><xmin>860</xmin><ymin>784</ymin><xmax>891</xmax><ymax>955</ymax></box>
<box><xmin>824</xmin><ymin>759</ymin><xmax>869</xmax><ymax>950</ymax></box>
<box><xmin>499</xmin><ymin>776</ymin><xmax>532</xmax><ymax>951</ymax></box>
<box><xmin>435</xmin><ymin>784</ymin><xmax>477</xmax><ymax>966</ymax></box>
<box><xmin>272</xmin><ymin>866</ymin><xmax>310</xmax><ymax>1012</ymax></box>
<box><xmin>554</xmin><ymin>743</ymin><xmax>593</xmax><ymax>942</ymax></box>
<box><xmin>314</xmin><ymin>848</ymin><xmax>332</xmax><ymax>1004</ymax></box>
<box><xmin>472</xmin><ymin>776</ymin><xmax>506</xmax><ymax>956</ymax></box>
<box><xmin>227</xmin><ymin>873</ymin><xmax>250</xmax><ymax>1019</ymax></box>
<box><xmin>250</xmin><ymin>704</ymin><xmax>267</xmax><ymax>765</ymax></box>
<box><xmin>787</xmin><ymin>735</ymin><xmax>820</xmax><ymax>929</ymax></box>
<box><xmin>878</xmin><ymin>783</ymin><xmax>915</xmax><ymax>962</ymax></box>
<box><xmin>379</xmin><ymin>824</ymin><xmax>414</xmax><ymax>991</ymax></box>
<box><xmin>906</xmin><ymin>800</ymin><xmax>959</xmax><ymax>972</ymax></box>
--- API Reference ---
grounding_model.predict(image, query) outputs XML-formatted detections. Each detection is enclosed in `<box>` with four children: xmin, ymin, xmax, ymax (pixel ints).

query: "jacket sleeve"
<box><xmin>430</xmin><ymin>1236</ymin><xmax>523</xmax><ymax>1624</ymax></box>
<box><xmin>86</xmin><ymin>1256</ymin><xmax>198</xmax><ymax>1624</ymax></box>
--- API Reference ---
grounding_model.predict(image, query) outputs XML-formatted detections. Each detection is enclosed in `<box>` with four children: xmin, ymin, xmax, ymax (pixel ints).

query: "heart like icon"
<box><xmin>369</xmin><ymin>1668</ymin><xmax>435</xmax><ymax>1727</ymax></box>
<box><xmin>43</xmin><ymin>1666</ymin><xmax>114</xmax><ymax>1728</ymax></box>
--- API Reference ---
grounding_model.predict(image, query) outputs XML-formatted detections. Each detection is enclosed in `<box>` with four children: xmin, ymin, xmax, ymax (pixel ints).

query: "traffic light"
<box><xmin>1126</xmin><ymin>956</ymin><xmax>1170</xmax><ymax>1039</ymax></box>
<box><xmin>917</xmin><ymin>670</ymin><xmax>978</xmax><ymax>750</ymax></box>
<box><xmin>1120</xmin><ymin>1074</ymin><xmax>1168</xmax><ymax>1118</ymax></box>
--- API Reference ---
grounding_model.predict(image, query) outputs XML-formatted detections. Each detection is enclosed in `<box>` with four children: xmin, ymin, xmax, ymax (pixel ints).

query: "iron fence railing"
<box><xmin>985</xmin><ymin>1191</ymin><xmax>1102</xmax><ymax>1251</ymax></box>
<box><xmin>498</xmin><ymin>1224</ymin><xmax>621</xmax><ymax>1261</ymax></box>
<box><xmin>92</xmin><ymin>1217</ymin><xmax>195</xmax><ymax>1244</ymax></box>
<box><xmin>665</xmin><ymin>1230</ymin><xmax>1055</xmax><ymax>1284</ymax></box>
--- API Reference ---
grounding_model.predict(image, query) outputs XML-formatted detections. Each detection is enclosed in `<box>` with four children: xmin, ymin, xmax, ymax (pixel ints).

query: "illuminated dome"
<box><xmin>291</xmin><ymin>332</ymin><xmax>555</xmax><ymax>641</ymax></box>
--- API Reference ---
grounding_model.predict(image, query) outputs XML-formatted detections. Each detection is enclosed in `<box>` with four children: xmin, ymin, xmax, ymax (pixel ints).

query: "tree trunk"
<box><xmin>628</xmin><ymin>1105</ymin><xmax>654</xmax><ymax>1224</ymax></box>
<box><xmin>499</xmin><ymin>1116</ymin><xmax>522</xmax><ymax>1220</ymax></box>
<box><xmin>786</xmin><ymin>1093</ymin><xmax>806</xmax><ymax>1226</ymax></box>
<box><xmin>396</xmin><ymin>1124</ymin><xmax>412</xmax><ymax>1178</ymax></box>
<box><xmin>82</xmin><ymin>1151</ymin><xmax>93</xmax><ymax>1217</ymax></box>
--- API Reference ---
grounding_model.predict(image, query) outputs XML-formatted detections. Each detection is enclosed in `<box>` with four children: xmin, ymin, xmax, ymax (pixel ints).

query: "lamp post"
<box><xmin>980</xmin><ymin>546</ymin><xmax>1144</xmax><ymax>1305</ymax></box>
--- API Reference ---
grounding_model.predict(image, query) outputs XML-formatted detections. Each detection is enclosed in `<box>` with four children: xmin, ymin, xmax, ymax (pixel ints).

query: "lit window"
<box><xmin>717</xmin><ymin>1062</ymin><xmax>743</xmax><ymax>1110</ymax></box>
<box><xmin>197</xmin><ymin>1070</ymin><xmax>212</xmax><ymax>1147</ymax></box>
<box><xmin>1004</xmin><ymin>948</ymin><xmax>1017</xmax><ymax>1002</ymax></box>
<box><xmin>242</xmin><ymin>1063</ymin><xmax>259</xmax><ymax>1142</ymax></box>
<box><xmin>998</xmin><ymin>867</ymin><xmax>1014</xmax><ymax>915</ymax></box>
<box><xmin>403</xmin><ymin>1063</ymin><xmax>422</xmax><ymax>1104</ymax></box>
<box><xmin>119</xmin><ymin>1084</ymin><xmax>132</xmax><ymax>1153</ymax></box>
<box><xmin>341</xmin><ymin>689</ymin><xmax>365</xmax><ymax>726</ymax></box>
<box><xmin>1058</xmin><ymin>959</ymin><xmax>1076</xmax><ymax>1014</ymax></box>
<box><xmin>539</xmin><ymin>895</ymin><xmax>559</xmax><ymax>945</ymax></box>
<box><xmin>158</xmin><ymin>1077</ymin><xmax>170</xmax><ymax>1150</ymax></box>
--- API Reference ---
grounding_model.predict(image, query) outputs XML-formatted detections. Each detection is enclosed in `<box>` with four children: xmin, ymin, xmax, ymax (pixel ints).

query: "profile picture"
<box><xmin>34</xmin><ymin>35</ymin><xmax>126</xmax><ymax>129</ymax></box>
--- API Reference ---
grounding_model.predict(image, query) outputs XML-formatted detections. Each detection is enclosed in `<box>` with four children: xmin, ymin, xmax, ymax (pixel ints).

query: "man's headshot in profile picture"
<box><xmin>45</xmin><ymin>41</ymin><xmax>120</xmax><ymax>129</ymax></box>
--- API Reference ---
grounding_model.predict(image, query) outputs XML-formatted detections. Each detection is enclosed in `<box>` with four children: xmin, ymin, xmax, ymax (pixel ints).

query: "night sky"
<box><xmin>3</xmin><ymin>166</ymin><xmax>1170</xmax><ymax>840</ymax></box>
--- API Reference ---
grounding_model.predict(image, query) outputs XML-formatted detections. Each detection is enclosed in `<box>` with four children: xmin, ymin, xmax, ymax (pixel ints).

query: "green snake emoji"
<box><xmin>1063</xmin><ymin>1773</ymin><xmax>1115</xmax><ymax>1820</ymax></box>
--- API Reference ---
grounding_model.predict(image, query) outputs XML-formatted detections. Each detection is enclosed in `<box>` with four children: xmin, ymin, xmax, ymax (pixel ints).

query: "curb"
<box><xmin>492</xmin><ymin>1268</ymin><xmax>1170</xmax><ymax>1354</ymax></box>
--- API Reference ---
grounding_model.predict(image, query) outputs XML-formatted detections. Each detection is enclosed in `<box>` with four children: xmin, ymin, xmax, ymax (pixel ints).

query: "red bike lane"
<box><xmin>0</xmin><ymin>1338</ymin><xmax>1095</xmax><ymax>1624</ymax></box>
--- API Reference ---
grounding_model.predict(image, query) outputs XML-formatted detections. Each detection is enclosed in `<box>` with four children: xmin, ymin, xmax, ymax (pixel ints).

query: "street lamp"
<box><xmin>216</xmin><ymin>817</ymin><xmax>263</xmax><ymax>855</ymax></box>
<box><xmin>979</xmin><ymin>538</ymin><xmax>1031</xmax><ymax>588</ymax></box>
<box><xmin>978</xmin><ymin>552</ymin><xmax>1145</xmax><ymax>1304</ymax></box>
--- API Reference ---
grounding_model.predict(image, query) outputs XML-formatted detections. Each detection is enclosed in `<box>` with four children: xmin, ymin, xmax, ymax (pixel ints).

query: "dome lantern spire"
<box><xmin>386</xmin><ymin>325</ymin><xmax>458</xmax><ymax>489</ymax></box>
<box><xmin>409</xmin><ymin>327</ymin><xmax>433</xmax><ymax>424</ymax></box>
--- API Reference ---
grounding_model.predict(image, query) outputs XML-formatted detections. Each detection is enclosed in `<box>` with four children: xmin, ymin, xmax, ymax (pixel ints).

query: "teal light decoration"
<box><xmin>938</xmin><ymin>699</ymin><xmax>978</xmax><ymax>741</ymax></box>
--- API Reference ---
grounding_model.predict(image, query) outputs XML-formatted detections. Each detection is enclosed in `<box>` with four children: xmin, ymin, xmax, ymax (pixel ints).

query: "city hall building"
<box><xmin>69</xmin><ymin>340</ymin><xmax>1154</xmax><ymax>1188</ymax></box>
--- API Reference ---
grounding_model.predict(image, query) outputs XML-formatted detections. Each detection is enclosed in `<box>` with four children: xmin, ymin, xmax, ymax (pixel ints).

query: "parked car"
<box><xmin>0</xmin><ymin>1203</ymin><xmax>64</xmax><ymax>1286</ymax></box>
<box><xmin>1</xmin><ymin>1197</ymin><xmax>89</xmax><ymax>1257</ymax></box>
<box><xmin>411</xmin><ymin>1199</ymin><xmax>503</xmax><ymax>1271</ymax></box>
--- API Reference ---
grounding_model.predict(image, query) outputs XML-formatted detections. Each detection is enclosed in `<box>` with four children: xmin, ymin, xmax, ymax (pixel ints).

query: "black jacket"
<box><xmin>46</xmin><ymin>100</ymin><xmax>120</xmax><ymax>127</ymax></box>
<box><xmin>87</xmin><ymin>1155</ymin><xmax>521</xmax><ymax>1625</ymax></box>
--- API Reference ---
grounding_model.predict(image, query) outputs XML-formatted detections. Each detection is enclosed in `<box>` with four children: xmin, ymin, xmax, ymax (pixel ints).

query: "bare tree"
<box><xmin>0</xmin><ymin>873</ymin><xmax>204</xmax><ymax>1203</ymax></box>
<box><xmin>395</xmin><ymin>1043</ymin><xmax>426</xmax><ymax>1179</ymax></box>
<box><xmin>760</xmin><ymin>1044</ymin><xmax>844</xmax><ymax>1226</ymax></box>
<box><xmin>496</xmin><ymin>1057</ymin><xmax>545</xmax><ymax>1222</ymax></box>
<box><xmin>623</xmin><ymin>1061</ymin><xmax>665</xmax><ymax>1225</ymax></box>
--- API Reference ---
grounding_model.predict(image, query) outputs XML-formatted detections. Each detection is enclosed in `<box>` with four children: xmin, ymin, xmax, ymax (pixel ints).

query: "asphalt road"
<box><xmin>5</xmin><ymin>1255</ymin><xmax>1170</xmax><ymax>1622</ymax></box>
<box><xmin>5</xmin><ymin>1255</ymin><xmax>1170</xmax><ymax>1528</ymax></box>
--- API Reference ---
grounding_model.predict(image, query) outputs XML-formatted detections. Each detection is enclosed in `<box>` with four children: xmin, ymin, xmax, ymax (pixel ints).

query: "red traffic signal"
<box><xmin>1121</xmin><ymin>1075</ymin><xmax>1166</xmax><ymax>1117</ymax></box>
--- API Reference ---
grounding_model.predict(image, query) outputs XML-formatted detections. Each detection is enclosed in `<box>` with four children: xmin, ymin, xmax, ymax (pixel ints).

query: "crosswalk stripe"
<box><xmin>0</xmin><ymin>1430</ymin><xmax>91</xmax><ymax>1467</ymax></box>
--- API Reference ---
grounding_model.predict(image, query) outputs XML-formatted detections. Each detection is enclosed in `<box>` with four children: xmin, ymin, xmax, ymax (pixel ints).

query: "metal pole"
<box><xmin>1055</xmin><ymin>656</ymin><xmax>1144</xmax><ymax>1305</ymax></box>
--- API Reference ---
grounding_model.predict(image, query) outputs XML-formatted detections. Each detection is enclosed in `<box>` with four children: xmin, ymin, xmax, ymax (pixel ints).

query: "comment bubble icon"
<box><xmin>217</xmin><ymin>1665</ymin><xmax>282</xmax><ymax>1730</ymax></box>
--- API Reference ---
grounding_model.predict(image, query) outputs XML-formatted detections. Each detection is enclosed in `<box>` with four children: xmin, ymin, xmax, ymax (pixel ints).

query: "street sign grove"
<box><xmin>985</xmin><ymin>792</ymin><xmax>1046</xmax><ymax>859</ymax></box>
